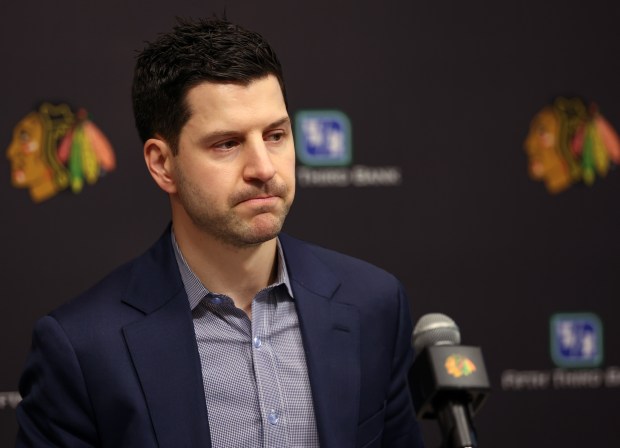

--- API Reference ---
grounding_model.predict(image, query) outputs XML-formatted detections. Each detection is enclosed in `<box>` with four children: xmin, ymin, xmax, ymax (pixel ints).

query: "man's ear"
<box><xmin>144</xmin><ymin>138</ymin><xmax>177</xmax><ymax>194</ymax></box>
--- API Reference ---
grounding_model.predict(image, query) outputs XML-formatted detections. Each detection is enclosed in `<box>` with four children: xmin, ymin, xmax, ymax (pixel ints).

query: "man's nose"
<box><xmin>243</xmin><ymin>139</ymin><xmax>277</xmax><ymax>182</ymax></box>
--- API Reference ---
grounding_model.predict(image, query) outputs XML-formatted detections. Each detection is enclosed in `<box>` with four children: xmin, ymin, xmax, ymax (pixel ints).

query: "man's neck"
<box><xmin>172</xmin><ymin>219</ymin><xmax>278</xmax><ymax>316</ymax></box>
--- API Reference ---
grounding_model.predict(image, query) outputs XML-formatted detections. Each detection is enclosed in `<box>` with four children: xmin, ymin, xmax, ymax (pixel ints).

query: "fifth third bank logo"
<box><xmin>550</xmin><ymin>313</ymin><xmax>603</xmax><ymax>368</ymax></box>
<box><xmin>294</xmin><ymin>109</ymin><xmax>402</xmax><ymax>187</ymax></box>
<box><xmin>295</xmin><ymin>110</ymin><xmax>352</xmax><ymax>166</ymax></box>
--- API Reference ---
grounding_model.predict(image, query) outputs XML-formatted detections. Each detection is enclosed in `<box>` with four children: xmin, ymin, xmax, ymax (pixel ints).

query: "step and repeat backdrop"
<box><xmin>1</xmin><ymin>0</ymin><xmax>619</xmax><ymax>446</ymax></box>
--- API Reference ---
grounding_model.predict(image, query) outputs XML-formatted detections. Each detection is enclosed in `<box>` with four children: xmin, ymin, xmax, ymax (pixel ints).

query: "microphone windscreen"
<box><xmin>412</xmin><ymin>313</ymin><xmax>461</xmax><ymax>354</ymax></box>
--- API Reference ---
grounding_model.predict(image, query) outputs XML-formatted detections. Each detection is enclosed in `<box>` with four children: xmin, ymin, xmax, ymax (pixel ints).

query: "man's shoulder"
<box><xmin>279</xmin><ymin>233</ymin><xmax>411</xmax><ymax>335</ymax></box>
<box><xmin>279</xmin><ymin>233</ymin><xmax>400</xmax><ymax>289</ymax></box>
<box><xmin>51</xmin><ymin>230</ymin><xmax>177</xmax><ymax>325</ymax></box>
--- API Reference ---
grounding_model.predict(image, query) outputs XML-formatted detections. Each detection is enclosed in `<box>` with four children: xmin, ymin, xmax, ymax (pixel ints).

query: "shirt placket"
<box><xmin>251</xmin><ymin>289</ymin><xmax>289</xmax><ymax>448</ymax></box>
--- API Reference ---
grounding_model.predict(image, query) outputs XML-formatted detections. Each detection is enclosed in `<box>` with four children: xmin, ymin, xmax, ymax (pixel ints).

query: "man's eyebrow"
<box><xmin>198</xmin><ymin>116</ymin><xmax>291</xmax><ymax>145</ymax></box>
<box><xmin>198</xmin><ymin>129</ymin><xmax>238</xmax><ymax>144</ymax></box>
<box><xmin>266</xmin><ymin>116</ymin><xmax>291</xmax><ymax>129</ymax></box>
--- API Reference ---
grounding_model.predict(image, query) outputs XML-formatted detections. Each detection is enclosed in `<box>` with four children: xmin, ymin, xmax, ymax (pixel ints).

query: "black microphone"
<box><xmin>408</xmin><ymin>313</ymin><xmax>490</xmax><ymax>448</ymax></box>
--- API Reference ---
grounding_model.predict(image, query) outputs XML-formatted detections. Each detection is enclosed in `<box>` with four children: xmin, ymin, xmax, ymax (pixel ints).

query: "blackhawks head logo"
<box><xmin>524</xmin><ymin>97</ymin><xmax>620</xmax><ymax>194</ymax></box>
<box><xmin>445</xmin><ymin>354</ymin><xmax>477</xmax><ymax>378</ymax></box>
<box><xmin>6</xmin><ymin>103</ymin><xmax>116</xmax><ymax>203</ymax></box>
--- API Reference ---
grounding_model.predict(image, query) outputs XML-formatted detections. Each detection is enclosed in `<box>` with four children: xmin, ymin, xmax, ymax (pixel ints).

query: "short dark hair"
<box><xmin>131</xmin><ymin>18</ymin><xmax>286</xmax><ymax>154</ymax></box>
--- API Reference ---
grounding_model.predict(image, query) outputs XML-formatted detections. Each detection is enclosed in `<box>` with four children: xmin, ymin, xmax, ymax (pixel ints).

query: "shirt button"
<box><xmin>268</xmin><ymin>409</ymin><xmax>279</xmax><ymax>425</ymax></box>
<box><xmin>253</xmin><ymin>336</ymin><xmax>262</xmax><ymax>349</ymax></box>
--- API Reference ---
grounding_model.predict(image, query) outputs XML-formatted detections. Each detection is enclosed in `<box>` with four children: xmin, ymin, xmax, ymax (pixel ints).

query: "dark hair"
<box><xmin>131</xmin><ymin>18</ymin><xmax>286</xmax><ymax>154</ymax></box>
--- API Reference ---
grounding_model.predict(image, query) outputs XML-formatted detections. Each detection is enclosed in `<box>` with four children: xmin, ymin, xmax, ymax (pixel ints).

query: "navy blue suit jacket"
<box><xmin>16</xmin><ymin>230</ymin><xmax>424</xmax><ymax>447</ymax></box>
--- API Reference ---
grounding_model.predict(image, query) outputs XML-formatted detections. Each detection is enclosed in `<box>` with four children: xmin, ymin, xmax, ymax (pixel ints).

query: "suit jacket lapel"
<box><xmin>280</xmin><ymin>234</ymin><xmax>360</xmax><ymax>448</ymax></box>
<box><xmin>121</xmin><ymin>230</ymin><xmax>211</xmax><ymax>447</ymax></box>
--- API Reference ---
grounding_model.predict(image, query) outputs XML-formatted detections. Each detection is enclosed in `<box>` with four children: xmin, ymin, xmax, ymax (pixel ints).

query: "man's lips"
<box><xmin>238</xmin><ymin>195</ymin><xmax>279</xmax><ymax>206</ymax></box>
<box><xmin>232</xmin><ymin>182</ymin><xmax>288</xmax><ymax>206</ymax></box>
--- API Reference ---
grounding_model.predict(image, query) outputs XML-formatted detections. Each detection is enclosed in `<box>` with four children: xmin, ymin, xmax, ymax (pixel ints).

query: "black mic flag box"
<box><xmin>409</xmin><ymin>345</ymin><xmax>491</xmax><ymax>419</ymax></box>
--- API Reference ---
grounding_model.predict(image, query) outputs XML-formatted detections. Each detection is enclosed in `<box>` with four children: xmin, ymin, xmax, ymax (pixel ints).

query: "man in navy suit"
<box><xmin>16</xmin><ymin>18</ymin><xmax>424</xmax><ymax>447</ymax></box>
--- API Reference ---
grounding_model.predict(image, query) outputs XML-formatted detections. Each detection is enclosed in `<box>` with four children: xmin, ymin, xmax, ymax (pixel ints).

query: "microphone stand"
<box><xmin>437</xmin><ymin>399</ymin><xmax>478</xmax><ymax>448</ymax></box>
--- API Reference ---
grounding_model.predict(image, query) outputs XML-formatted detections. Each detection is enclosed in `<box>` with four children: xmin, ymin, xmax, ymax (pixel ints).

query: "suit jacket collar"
<box><xmin>122</xmin><ymin>227</ymin><xmax>183</xmax><ymax>314</ymax></box>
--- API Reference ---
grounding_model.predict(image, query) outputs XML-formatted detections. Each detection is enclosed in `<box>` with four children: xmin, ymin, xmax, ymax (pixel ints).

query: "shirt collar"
<box><xmin>171</xmin><ymin>229</ymin><xmax>294</xmax><ymax>311</ymax></box>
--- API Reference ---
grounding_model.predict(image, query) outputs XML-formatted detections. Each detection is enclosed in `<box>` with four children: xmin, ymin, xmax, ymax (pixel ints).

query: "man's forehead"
<box><xmin>185</xmin><ymin>75</ymin><xmax>282</xmax><ymax>100</ymax></box>
<box><xmin>183</xmin><ymin>77</ymin><xmax>287</xmax><ymax>125</ymax></box>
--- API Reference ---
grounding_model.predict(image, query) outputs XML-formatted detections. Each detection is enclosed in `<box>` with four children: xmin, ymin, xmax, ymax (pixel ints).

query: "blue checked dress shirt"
<box><xmin>172</xmin><ymin>231</ymin><xmax>320</xmax><ymax>448</ymax></box>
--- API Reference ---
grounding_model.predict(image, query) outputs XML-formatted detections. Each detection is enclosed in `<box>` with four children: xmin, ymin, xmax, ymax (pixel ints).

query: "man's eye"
<box><xmin>266</xmin><ymin>132</ymin><xmax>284</xmax><ymax>142</ymax></box>
<box><xmin>215</xmin><ymin>140</ymin><xmax>237</xmax><ymax>150</ymax></box>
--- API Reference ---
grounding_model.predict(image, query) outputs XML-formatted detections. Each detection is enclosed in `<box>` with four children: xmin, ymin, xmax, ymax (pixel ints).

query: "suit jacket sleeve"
<box><xmin>16</xmin><ymin>315</ymin><xmax>98</xmax><ymax>448</ymax></box>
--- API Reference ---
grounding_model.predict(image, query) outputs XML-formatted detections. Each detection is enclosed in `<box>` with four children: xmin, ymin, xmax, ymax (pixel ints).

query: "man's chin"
<box><xmin>223</xmin><ymin>229</ymin><xmax>280</xmax><ymax>248</ymax></box>
<box><xmin>245</xmin><ymin>219</ymin><xmax>284</xmax><ymax>244</ymax></box>
<box><xmin>193</xmin><ymin>207</ymin><xmax>289</xmax><ymax>248</ymax></box>
<box><xmin>222</xmin><ymin>217</ymin><xmax>285</xmax><ymax>248</ymax></box>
